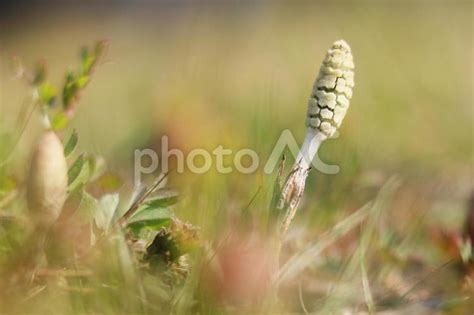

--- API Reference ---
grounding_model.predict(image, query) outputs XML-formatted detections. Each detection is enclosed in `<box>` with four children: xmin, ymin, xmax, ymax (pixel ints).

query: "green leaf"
<box><xmin>61</xmin><ymin>41</ymin><xmax>108</xmax><ymax>110</ymax></box>
<box><xmin>38</xmin><ymin>82</ymin><xmax>57</xmax><ymax>107</ymax></box>
<box><xmin>95</xmin><ymin>193</ymin><xmax>119</xmax><ymax>231</ymax></box>
<box><xmin>123</xmin><ymin>188</ymin><xmax>177</xmax><ymax>234</ymax></box>
<box><xmin>68</xmin><ymin>154</ymin><xmax>84</xmax><ymax>185</ymax></box>
<box><xmin>128</xmin><ymin>207</ymin><xmax>172</xmax><ymax>224</ymax></box>
<box><xmin>80</xmin><ymin>47</ymin><xmax>90</xmax><ymax>62</ymax></box>
<box><xmin>51</xmin><ymin>111</ymin><xmax>69</xmax><ymax>131</ymax></box>
<box><xmin>80</xmin><ymin>47</ymin><xmax>94</xmax><ymax>74</ymax></box>
<box><xmin>81</xmin><ymin>56</ymin><xmax>95</xmax><ymax>75</ymax></box>
<box><xmin>127</xmin><ymin>206</ymin><xmax>172</xmax><ymax>234</ymax></box>
<box><xmin>67</xmin><ymin>154</ymin><xmax>91</xmax><ymax>192</ymax></box>
<box><xmin>81</xmin><ymin>41</ymin><xmax>107</xmax><ymax>75</ymax></box>
<box><xmin>144</xmin><ymin>189</ymin><xmax>178</xmax><ymax>208</ymax></box>
<box><xmin>62</xmin><ymin>72</ymin><xmax>78</xmax><ymax>109</ymax></box>
<box><xmin>63</xmin><ymin>129</ymin><xmax>78</xmax><ymax>157</ymax></box>
<box><xmin>86</xmin><ymin>154</ymin><xmax>106</xmax><ymax>181</ymax></box>
<box><xmin>76</xmin><ymin>75</ymin><xmax>89</xmax><ymax>88</ymax></box>
<box><xmin>128</xmin><ymin>219</ymin><xmax>172</xmax><ymax>236</ymax></box>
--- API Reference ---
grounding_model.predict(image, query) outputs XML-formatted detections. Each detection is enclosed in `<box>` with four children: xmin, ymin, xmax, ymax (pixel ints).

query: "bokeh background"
<box><xmin>0</xmin><ymin>0</ymin><xmax>472</xmax><ymax>312</ymax></box>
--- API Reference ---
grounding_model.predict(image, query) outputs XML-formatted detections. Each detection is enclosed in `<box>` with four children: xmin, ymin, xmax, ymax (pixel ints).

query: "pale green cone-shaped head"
<box><xmin>306</xmin><ymin>40</ymin><xmax>354</xmax><ymax>138</ymax></box>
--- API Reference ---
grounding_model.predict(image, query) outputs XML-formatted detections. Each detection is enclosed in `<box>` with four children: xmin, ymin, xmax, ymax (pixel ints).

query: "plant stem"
<box><xmin>278</xmin><ymin>128</ymin><xmax>325</xmax><ymax>237</ymax></box>
<box><xmin>269</xmin><ymin>129</ymin><xmax>325</xmax><ymax>303</ymax></box>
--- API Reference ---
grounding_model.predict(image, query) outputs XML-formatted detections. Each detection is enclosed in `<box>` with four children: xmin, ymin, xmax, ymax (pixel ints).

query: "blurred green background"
<box><xmin>0</xmin><ymin>1</ymin><xmax>473</xmax><ymax>313</ymax></box>
<box><xmin>0</xmin><ymin>1</ymin><xmax>472</xmax><ymax>237</ymax></box>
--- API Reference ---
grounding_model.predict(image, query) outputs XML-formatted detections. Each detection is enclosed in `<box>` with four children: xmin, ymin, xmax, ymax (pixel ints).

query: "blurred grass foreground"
<box><xmin>0</xmin><ymin>1</ymin><xmax>473</xmax><ymax>314</ymax></box>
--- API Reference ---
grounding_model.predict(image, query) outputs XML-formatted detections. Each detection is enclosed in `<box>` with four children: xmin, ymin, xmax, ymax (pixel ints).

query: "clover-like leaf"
<box><xmin>67</xmin><ymin>154</ymin><xmax>91</xmax><ymax>192</ymax></box>
<box><xmin>68</xmin><ymin>154</ymin><xmax>84</xmax><ymax>185</ymax></box>
<box><xmin>63</xmin><ymin>129</ymin><xmax>78</xmax><ymax>157</ymax></box>
<box><xmin>38</xmin><ymin>82</ymin><xmax>57</xmax><ymax>107</ymax></box>
<box><xmin>51</xmin><ymin>111</ymin><xmax>69</xmax><ymax>131</ymax></box>
<box><xmin>145</xmin><ymin>189</ymin><xmax>178</xmax><ymax>208</ymax></box>
<box><xmin>95</xmin><ymin>193</ymin><xmax>119</xmax><ymax>231</ymax></box>
<box><xmin>127</xmin><ymin>206</ymin><xmax>172</xmax><ymax>235</ymax></box>
<box><xmin>62</xmin><ymin>72</ymin><xmax>79</xmax><ymax>109</ymax></box>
